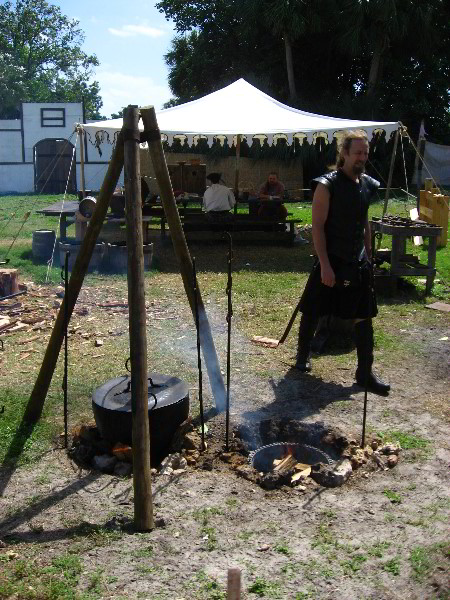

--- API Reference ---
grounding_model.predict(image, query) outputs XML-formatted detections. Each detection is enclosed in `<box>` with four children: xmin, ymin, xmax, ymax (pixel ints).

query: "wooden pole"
<box><xmin>227</xmin><ymin>568</ymin><xmax>241</xmax><ymax>600</ymax></box>
<box><xmin>382</xmin><ymin>128</ymin><xmax>400</xmax><ymax>218</ymax></box>
<box><xmin>78</xmin><ymin>125</ymin><xmax>86</xmax><ymax>198</ymax></box>
<box><xmin>140</xmin><ymin>106</ymin><xmax>227</xmax><ymax>412</ymax></box>
<box><xmin>234</xmin><ymin>134</ymin><xmax>241</xmax><ymax>197</ymax></box>
<box><xmin>24</xmin><ymin>133</ymin><xmax>125</xmax><ymax>423</ymax></box>
<box><xmin>123</xmin><ymin>106</ymin><xmax>153</xmax><ymax>531</ymax></box>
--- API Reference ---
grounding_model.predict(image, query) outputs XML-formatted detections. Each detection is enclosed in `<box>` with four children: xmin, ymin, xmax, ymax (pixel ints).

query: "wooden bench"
<box><xmin>178</xmin><ymin>213</ymin><xmax>303</xmax><ymax>244</ymax></box>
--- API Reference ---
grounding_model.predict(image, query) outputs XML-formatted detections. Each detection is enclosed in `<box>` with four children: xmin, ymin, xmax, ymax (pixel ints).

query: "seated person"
<box><xmin>258</xmin><ymin>172</ymin><xmax>288</xmax><ymax>219</ymax></box>
<box><xmin>203</xmin><ymin>172</ymin><xmax>236</xmax><ymax>223</ymax></box>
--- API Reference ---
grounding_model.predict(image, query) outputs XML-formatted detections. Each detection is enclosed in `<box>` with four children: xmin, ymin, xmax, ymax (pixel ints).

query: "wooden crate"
<box><xmin>419</xmin><ymin>189</ymin><xmax>448</xmax><ymax>247</ymax></box>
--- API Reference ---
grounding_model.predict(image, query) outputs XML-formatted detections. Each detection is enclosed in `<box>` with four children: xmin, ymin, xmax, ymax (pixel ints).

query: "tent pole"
<box><xmin>234</xmin><ymin>134</ymin><xmax>241</xmax><ymax>197</ymax></box>
<box><xmin>123</xmin><ymin>106</ymin><xmax>153</xmax><ymax>532</ymax></box>
<box><xmin>382</xmin><ymin>128</ymin><xmax>400</xmax><ymax>218</ymax></box>
<box><xmin>414</xmin><ymin>121</ymin><xmax>425</xmax><ymax>211</ymax></box>
<box><xmin>24</xmin><ymin>133</ymin><xmax>124</xmax><ymax>424</ymax></box>
<box><xmin>140</xmin><ymin>106</ymin><xmax>227</xmax><ymax>412</ymax></box>
<box><xmin>77</xmin><ymin>125</ymin><xmax>86</xmax><ymax>198</ymax></box>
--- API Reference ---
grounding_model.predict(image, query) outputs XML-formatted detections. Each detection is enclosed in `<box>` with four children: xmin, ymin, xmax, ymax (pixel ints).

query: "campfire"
<box><xmin>69</xmin><ymin>413</ymin><xmax>401</xmax><ymax>494</ymax></box>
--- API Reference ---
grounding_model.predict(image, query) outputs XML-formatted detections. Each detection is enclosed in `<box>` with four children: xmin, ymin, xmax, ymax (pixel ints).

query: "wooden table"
<box><xmin>371</xmin><ymin>217</ymin><xmax>442</xmax><ymax>294</ymax></box>
<box><xmin>36</xmin><ymin>200</ymin><xmax>79</xmax><ymax>241</ymax></box>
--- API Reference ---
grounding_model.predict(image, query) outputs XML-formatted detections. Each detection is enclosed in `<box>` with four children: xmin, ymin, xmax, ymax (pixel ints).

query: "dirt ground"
<box><xmin>0</xmin><ymin>241</ymin><xmax>449</xmax><ymax>599</ymax></box>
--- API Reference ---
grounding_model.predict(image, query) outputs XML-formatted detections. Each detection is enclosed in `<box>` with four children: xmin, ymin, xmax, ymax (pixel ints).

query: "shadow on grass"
<box><xmin>0</xmin><ymin>418</ymin><xmax>41</xmax><ymax>497</ymax></box>
<box><xmin>0</xmin><ymin>464</ymin><xmax>103</xmax><ymax>541</ymax></box>
<box><xmin>149</xmin><ymin>235</ymin><xmax>316</xmax><ymax>275</ymax></box>
<box><xmin>242</xmin><ymin>370</ymin><xmax>364</xmax><ymax>426</ymax></box>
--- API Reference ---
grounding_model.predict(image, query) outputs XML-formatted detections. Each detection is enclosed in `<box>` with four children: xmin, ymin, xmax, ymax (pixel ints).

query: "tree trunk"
<box><xmin>284</xmin><ymin>33</ymin><xmax>298</xmax><ymax>103</ymax></box>
<box><xmin>366</xmin><ymin>34</ymin><xmax>388</xmax><ymax>99</ymax></box>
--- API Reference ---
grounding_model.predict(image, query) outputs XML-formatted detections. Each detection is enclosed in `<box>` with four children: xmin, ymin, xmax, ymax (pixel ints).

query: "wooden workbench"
<box><xmin>371</xmin><ymin>217</ymin><xmax>442</xmax><ymax>294</ymax></box>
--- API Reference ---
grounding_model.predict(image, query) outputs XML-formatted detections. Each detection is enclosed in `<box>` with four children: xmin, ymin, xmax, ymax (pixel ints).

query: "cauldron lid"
<box><xmin>92</xmin><ymin>372</ymin><xmax>188</xmax><ymax>413</ymax></box>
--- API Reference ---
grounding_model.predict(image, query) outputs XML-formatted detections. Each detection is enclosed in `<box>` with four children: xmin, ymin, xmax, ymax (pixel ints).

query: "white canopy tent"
<box><xmin>83</xmin><ymin>78</ymin><xmax>399</xmax><ymax>147</ymax></box>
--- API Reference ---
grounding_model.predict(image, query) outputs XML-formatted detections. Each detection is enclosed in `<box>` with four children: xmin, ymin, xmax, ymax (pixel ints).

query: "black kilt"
<box><xmin>299</xmin><ymin>255</ymin><xmax>378</xmax><ymax>320</ymax></box>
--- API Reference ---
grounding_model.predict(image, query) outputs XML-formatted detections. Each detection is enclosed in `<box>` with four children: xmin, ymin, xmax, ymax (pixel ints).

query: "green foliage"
<box><xmin>367</xmin><ymin>541</ymin><xmax>391</xmax><ymax>558</ymax></box>
<box><xmin>383</xmin><ymin>489</ymin><xmax>402</xmax><ymax>504</ymax></box>
<box><xmin>194</xmin><ymin>570</ymin><xmax>226</xmax><ymax>600</ymax></box>
<box><xmin>0</xmin><ymin>389</ymin><xmax>61</xmax><ymax>466</ymax></box>
<box><xmin>340</xmin><ymin>554</ymin><xmax>367</xmax><ymax>575</ymax></box>
<box><xmin>378</xmin><ymin>430</ymin><xmax>431</xmax><ymax>450</ymax></box>
<box><xmin>383</xmin><ymin>557</ymin><xmax>401</xmax><ymax>576</ymax></box>
<box><xmin>157</xmin><ymin>0</ymin><xmax>450</xmax><ymax>141</ymax></box>
<box><xmin>0</xmin><ymin>0</ymin><xmax>102</xmax><ymax>119</ymax></box>
<box><xmin>248</xmin><ymin>577</ymin><xmax>282</xmax><ymax>598</ymax></box>
<box><xmin>409</xmin><ymin>542</ymin><xmax>450</xmax><ymax>582</ymax></box>
<box><xmin>0</xmin><ymin>553</ymin><xmax>84</xmax><ymax>599</ymax></box>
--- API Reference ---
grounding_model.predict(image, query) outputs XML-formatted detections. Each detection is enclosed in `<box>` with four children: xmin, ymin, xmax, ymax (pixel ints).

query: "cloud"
<box><xmin>108</xmin><ymin>24</ymin><xmax>165</xmax><ymax>38</ymax></box>
<box><xmin>94</xmin><ymin>69</ymin><xmax>172</xmax><ymax>117</ymax></box>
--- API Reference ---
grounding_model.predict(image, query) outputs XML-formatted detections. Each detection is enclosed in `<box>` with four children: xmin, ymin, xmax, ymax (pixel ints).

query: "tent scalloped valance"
<box><xmin>82</xmin><ymin>78</ymin><xmax>399</xmax><ymax>151</ymax></box>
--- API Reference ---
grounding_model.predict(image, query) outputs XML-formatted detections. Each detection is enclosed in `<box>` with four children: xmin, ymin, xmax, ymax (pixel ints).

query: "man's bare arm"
<box><xmin>312</xmin><ymin>183</ymin><xmax>335</xmax><ymax>287</ymax></box>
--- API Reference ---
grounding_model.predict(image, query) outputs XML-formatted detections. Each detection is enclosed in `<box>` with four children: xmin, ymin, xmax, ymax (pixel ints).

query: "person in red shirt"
<box><xmin>258</xmin><ymin>172</ymin><xmax>288</xmax><ymax>219</ymax></box>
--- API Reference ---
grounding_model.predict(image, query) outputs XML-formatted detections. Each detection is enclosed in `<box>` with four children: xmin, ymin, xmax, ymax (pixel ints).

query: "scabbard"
<box><xmin>278</xmin><ymin>300</ymin><xmax>302</xmax><ymax>344</ymax></box>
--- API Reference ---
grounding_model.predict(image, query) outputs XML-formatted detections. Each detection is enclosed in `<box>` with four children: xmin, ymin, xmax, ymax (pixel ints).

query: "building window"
<box><xmin>41</xmin><ymin>108</ymin><xmax>65</xmax><ymax>128</ymax></box>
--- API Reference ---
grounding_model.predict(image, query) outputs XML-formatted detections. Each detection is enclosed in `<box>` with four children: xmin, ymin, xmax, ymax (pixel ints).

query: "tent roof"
<box><xmin>83</xmin><ymin>78</ymin><xmax>399</xmax><ymax>144</ymax></box>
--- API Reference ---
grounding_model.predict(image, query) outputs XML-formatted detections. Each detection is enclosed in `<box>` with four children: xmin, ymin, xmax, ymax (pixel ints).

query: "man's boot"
<box><xmin>354</xmin><ymin>319</ymin><xmax>390</xmax><ymax>395</ymax></box>
<box><xmin>295</xmin><ymin>313</ymin><xmax>319</xmax><ymax>372</ymax></box>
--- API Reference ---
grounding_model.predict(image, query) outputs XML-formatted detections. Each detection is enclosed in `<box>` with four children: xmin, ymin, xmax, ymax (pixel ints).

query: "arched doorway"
<box><xmin>34</xmin><ymin>138</ymin><xmax>76</xmax><ymax>194</ymax></box>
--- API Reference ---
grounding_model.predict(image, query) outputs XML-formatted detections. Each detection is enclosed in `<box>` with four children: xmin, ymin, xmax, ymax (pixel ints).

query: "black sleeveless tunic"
<box><xmin>299</xmin><ymin>170</ymin><xmax>380</xmax><ymax>319</ymax></box>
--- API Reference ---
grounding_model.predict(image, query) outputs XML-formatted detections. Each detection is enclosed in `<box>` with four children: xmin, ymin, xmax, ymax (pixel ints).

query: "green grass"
<box><xmin>340</xmin><ymin>553</ymin><xmax>367</xmax><ymax>575</ymax></box>
<box><xmin>377</xmin><ymin>430</ymin><xmax>431</xmax><ymax>450</ymax></box>
<box><xmin>383</xmin><ymin>489</ymin><xmax>402</xmax><ymax>504</ymax></box>
<box><xmin>0</xmin><ymin>192</ymin><xmax>448</xmax><ymax>474</ymax></box>
<box><xmin>383</xmin><ymin>556</ymin><xmax>401</xmax><ymax>576</ymax></box>
<box><xmin>248</xmin><ymin>577</ymin><xmax>283</xmax><ymax>598</ymax></box>
<box><xmin>0</xmin><ymin>553</ymin><xmax>89</xmax><ymax>600</ymax></box>
<box><xmin>408</xmin><ymin>543</ymin><xmax>450</xmax><ymax>581</ymax></box>
<box><xmin>0</xmin><ymin>389</ymin><xmax>62</xmax><ymax>466</ymax></box>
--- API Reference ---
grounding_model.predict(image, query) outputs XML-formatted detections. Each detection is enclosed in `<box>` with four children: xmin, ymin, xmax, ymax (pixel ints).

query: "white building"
<box><xmin>0</xmin><ymin>102</ymin><xmax>120</xmax><ymax>194</ymax></box>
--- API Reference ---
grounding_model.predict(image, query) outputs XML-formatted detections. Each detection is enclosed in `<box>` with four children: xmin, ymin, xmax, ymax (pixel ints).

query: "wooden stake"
<box><xmin>123</xmin><ymin>106</ymin><xmax>153</xmax><ymax>531</ymax></box>
<box><xmin>140</xmin><ymin>106</ymin><xmax>227</xmax><ymax>411</ymax></box>
<box><xmin>24</xmin><ymin>133</ymin><xmax>125</xmax><ymax>423</ymax></box>
<box><xmin>227</xmin><ymin>567</ymin><xmax>241</xmax><ymax>600</ymax></box>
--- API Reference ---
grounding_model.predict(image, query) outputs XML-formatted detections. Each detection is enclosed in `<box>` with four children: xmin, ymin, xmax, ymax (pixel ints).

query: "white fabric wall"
<box><xmin>414</xmin><ymin>141</ymin><xmax>450</xmax><ymax>186</ymax></box>
<box><xmin>76</xmin><ymin>163</ymin><xmax>124</xmax><ymax>193</ymax></box>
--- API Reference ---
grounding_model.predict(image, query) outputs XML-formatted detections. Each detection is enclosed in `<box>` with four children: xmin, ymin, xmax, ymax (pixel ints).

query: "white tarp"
<box><xmin>83</xmin><ymin>78</ymin><xmax>399</xmax><ymax>146</ymax></box>
<box><xmin>413</xmin><ymin>140</ymin><xmax>450</xmax><ymax>186</ymax></box>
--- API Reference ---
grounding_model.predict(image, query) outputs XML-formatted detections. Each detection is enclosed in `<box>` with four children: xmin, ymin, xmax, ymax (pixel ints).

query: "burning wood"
<box><xmin>291</xmin><ymin>467</ymin><xmax>311</xmax><ymax>483</ymax></box>
<box><xmin>273</xmin><ymin>454</ymin><xmax>297</xmax><ymax>472</ymax></box>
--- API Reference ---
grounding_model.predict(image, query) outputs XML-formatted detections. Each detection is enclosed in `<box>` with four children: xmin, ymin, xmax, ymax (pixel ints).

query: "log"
<box><xmin>24</xmin><ymin>131</ymin><xmax>125</xmax><ymax>423</ymax></box>
<box><xmin>0</xmin><ymin>269</ymin><xmax>19</xmax><ymax>298</ymax></box>
<box><xmin>273</xmin><ymin>454</ymin><xmax>297</xmax><ymax>472</ymax></box>
<box><xmin>291</xmin><ymin>467</ymin><xmax>312</xmax><ymax>483</ymax></box>
<box><xmin>141</xmin><ymin>106</ymin><xmax>227</xmax><ymax>411</ymax></box>
<box><xmin>123</xmin><ymin>106</ymin><xmax>153</xmax><ymax>531</ymax></box>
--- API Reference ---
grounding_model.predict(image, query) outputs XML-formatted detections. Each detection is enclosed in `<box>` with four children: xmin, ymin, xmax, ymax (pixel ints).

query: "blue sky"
<box><xmin>62</xmin><ymin>0</ymin><xmax>175</xmax><ymax>117</ymax></box>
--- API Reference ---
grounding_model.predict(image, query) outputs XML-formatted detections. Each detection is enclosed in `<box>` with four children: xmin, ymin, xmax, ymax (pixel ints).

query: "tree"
<box><xmin>0</xmin><ymin>0</ymin><xmax>103</xmax><ymax>119</ymax></box>
<box><xmin>157</xmin><ymin>0</ymin><xmax>449</xmax><ymax>140</ymax></box>
<box><xmin>240</xmin><ymin>0</ymin><xmax>324</xmax><ymax>104</ymax></box>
